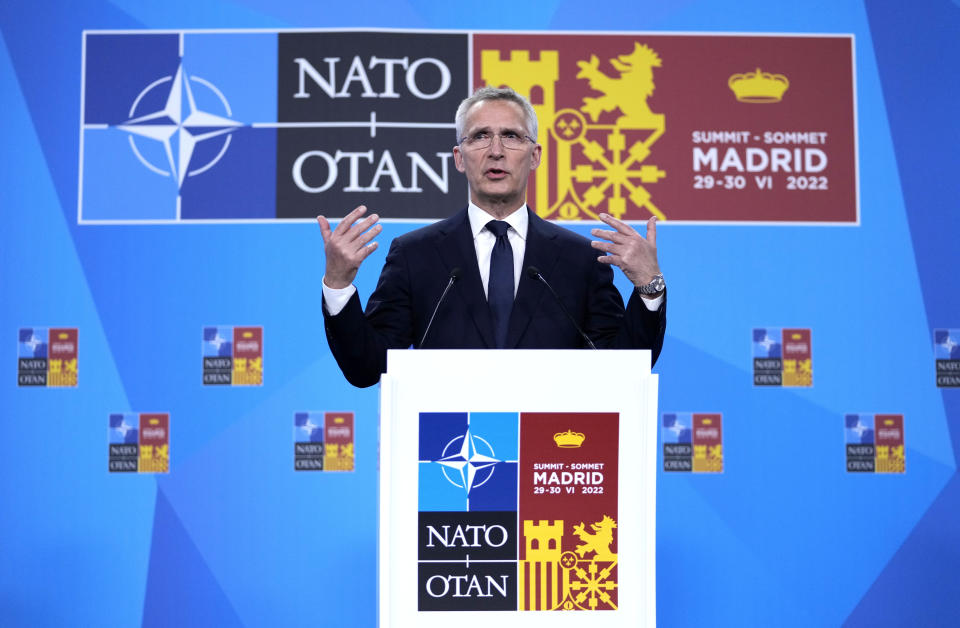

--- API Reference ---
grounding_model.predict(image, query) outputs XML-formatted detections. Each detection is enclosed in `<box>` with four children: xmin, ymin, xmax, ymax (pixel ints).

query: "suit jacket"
<box><xmin>323</xmin><ymin>207</ymin><xmax>666</xmax><ymax>387</ymax></box>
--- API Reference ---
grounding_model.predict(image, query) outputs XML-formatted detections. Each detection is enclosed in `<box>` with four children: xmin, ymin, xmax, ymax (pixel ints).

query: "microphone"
<box><xmin>419</xmin><ymin>267</ymin><xmax>461</xmax><ymax>348</ymax></box>
<box><xmin>526</xmin><ymin>266</ymin><xmax>597</xmax><ymax>350</ymax></box>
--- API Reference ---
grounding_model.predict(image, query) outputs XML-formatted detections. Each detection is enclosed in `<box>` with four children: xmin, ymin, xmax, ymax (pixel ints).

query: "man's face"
<box><xmin>453</xmin><ymin>99</ymin><xmax>541</xmax><ymax>213</ymax></box>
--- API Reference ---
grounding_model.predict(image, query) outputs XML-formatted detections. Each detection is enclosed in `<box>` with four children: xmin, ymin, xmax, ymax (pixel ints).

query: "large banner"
<box><xmin>80</xmin><ymin>29</ymin><xmax>855</xmax><ymax>224</ymax></box>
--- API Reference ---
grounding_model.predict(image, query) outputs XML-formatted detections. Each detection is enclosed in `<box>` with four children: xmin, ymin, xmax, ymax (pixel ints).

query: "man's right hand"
<box><xmin>317</xmin><ymin>205</ymin><xmax>382</xmax><ymax>289</ymax></box>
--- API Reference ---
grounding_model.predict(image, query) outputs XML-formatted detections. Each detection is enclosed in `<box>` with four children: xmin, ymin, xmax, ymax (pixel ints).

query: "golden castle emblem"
<box><xmin>553</xmin><ymin>429</ymin><xmax>585</xmax><ymax>448</ymax></box>
<box><xmin>481</xmin><ymin>42</ymin><xmax>666</xmax><ymax>221</ymax></box>
<box><xmin>519</xmin><ymin>515</ymin><xmax>618</xmax><ymax>611</ymax></box>
<box><xmin>728</xmin><ymin>68</ymin><xmax>789</xmax><ymax>103</ymax></box>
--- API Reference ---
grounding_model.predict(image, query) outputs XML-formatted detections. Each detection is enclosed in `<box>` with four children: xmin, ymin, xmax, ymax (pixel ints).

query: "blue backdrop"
<box><xmin>2</xmin><ymin>1</ymin><xmax>958</xmax><ymax>626</ymax></box>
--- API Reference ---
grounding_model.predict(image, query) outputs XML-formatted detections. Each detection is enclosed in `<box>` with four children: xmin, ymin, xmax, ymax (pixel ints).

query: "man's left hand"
<box><xmin>591</xmin><ymin>214</ymin><xmax>662</xmax><ymax>295</ymax></box>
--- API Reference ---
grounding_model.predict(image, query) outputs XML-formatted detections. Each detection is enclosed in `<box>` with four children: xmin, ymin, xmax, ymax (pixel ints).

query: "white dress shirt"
<box><xmin>322</xmin><ymin>203</ymin><xmax>663</xmax><ymax>314</ymax></box>
<box><xmin>468</xmin><ymin>202</ymin><xmax>527</xmax><ymax>298</ymax></box>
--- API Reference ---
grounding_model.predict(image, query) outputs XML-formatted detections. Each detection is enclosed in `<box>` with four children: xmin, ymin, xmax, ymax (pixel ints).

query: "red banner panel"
<box><xmin>474</xmin><ymin>33</ymin><xmax>855</xmax><ymax>223</ymax></box>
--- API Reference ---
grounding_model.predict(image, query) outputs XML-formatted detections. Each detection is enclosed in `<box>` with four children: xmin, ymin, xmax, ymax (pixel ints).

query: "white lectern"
<box><xmin>379</xmin><ymin>349</ymin><xmax>657</xmax><ymax>627</ymax></box>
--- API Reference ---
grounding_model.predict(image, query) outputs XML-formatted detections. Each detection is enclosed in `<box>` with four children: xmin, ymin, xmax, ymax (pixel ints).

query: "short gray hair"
<box><xmin>455</xmin><ymin>86</ymin><xmax>539</xmax><ymax>142</ymax></box>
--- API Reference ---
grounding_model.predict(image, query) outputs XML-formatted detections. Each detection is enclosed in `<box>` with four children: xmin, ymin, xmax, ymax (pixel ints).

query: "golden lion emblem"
<box><xmin>576</xmin><ymin>42</ymin><xmax>663</xmax><ymax>127</ymax></box>
<box><xmin>572</xmin><ymin>514</ymin><xmax>618</xmax><ymax>562</ymax></box>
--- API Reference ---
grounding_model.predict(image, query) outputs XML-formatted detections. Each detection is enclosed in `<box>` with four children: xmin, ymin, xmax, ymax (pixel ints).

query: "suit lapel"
<box><xmin>435</xmin><ymin>208</ymin><xmax>496</xmax><ymax>348</ymax></box>
<box><xmin>505</xmin><ymin>209</ymin><xmax>561</xmax><ymax>347</ymax></box>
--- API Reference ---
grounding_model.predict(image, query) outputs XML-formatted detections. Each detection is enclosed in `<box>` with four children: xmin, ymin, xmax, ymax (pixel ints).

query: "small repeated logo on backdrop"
<box><xmin>416</xmin><ymin>411</ymin><xmax>619</xmax><ymax>612</ymax></box>
<box><xmin>844</xmin><ymin>414</ymin><xmax>905</xmax><ymax>474</ymax></box>
<box><xmin>202</xmin><ymin>326</ymin><xmax>262</xmax><ymax>386</ymax></box>
<box><xmin>18</xmin><ymin>328</ymin><xmax>78</xmax><ymax>387</ymax></box>
<box><xmin>293</xmin><ymin>412</ymin><xmax>355</xmax><ymax>471</ymax></box>
<box><xmin>108</xmin><ymin>413</ymin><xmax>169</xmax><ymax>473</ymax></box>
<box><xmin>662</xmin><ymin>413</ymin><xmax>723</xmax><ymax>473</ymax></box>
<box><xmin>752</xmin><ymin>328</ymin><xmax>813</xmax><ymax>387</ymax></box>
<box><xmin>934</xmin><ymin>329</ymin><xmax>960</xmax><ymax>387</ymax></box>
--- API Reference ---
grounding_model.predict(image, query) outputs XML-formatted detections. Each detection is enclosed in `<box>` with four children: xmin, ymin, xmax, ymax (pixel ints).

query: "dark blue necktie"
<box><xmin>486</xmin><ymin>220</ymin><xmax>514</xmax><ymax>348</ymax></box>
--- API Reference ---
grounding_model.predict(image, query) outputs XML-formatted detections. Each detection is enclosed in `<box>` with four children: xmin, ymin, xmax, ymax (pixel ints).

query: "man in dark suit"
<box><xmin>318</xmin><ymin>87</ymin><xmax>666</xmax><ymax>388</ymax></box>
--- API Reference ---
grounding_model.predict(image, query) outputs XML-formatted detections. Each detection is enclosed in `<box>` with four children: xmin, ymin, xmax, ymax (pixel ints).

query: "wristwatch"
<box><xmin>637</xmin><ymin>272</ymin><xmax>665</xmax><ymax>295</ymax></box>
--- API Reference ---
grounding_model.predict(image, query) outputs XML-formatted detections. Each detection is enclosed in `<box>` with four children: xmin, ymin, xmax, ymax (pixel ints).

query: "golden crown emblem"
<box><xmin>728</xmin><ymin>68</ymin><xmax>789</xmax><ymax>103</ymax></box>
<box><xmin>553</xmin><ymin>429</ymin><xmax>585</xmax><ymax>448</ymax></box>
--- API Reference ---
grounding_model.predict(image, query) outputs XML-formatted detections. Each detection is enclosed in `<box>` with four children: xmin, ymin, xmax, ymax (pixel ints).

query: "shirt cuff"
<box><xmin>638</xmin><ymin>291</ymin><xmax>664</xmax><ymax>311</ymax></box>
<box><xmin>322</xmin><ymin>279</ymin><xmax>357</xmax><ymax>316</ymax></box>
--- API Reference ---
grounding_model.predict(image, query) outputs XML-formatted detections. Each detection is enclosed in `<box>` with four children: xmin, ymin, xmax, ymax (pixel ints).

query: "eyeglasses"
<box><xmin>458</xmin><ymin>131</ymin><xmax>536</xmax><ymax>150</ymax></box>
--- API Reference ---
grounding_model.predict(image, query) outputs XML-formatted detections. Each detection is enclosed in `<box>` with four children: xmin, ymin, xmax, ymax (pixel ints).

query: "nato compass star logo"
<box><xmin>434</xmin><ymin>428</ymin><xmax>502</xmax><ymax>495</ymax></box>
<box><xmin>19</xmin><ymin>330</ymin><xmax>45</xmax><ymax>357</ymax></box>
<box><xmin>119</xmin><ymin>63</ymin><xmax>241</xmax><ymax>188</ymax></box>
<box><xmin>935</xmin><ymin>329</ymin><xmax>960</xmax><ymax>359</ymax></box>
<box><xmin>295</xmin><ymin>413</ymin><xmax>324</xmax><ymax>442</ymax></box>
<box><xmin>418</xmin><ymin>412</ymin><xmax>519</xmax><ymax>511</ymax></box>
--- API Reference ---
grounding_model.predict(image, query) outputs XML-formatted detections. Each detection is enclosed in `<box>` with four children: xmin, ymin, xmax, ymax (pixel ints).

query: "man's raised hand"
<box><xmin>590</xmin><ymin>213</ymin><xmax>661</xmax><ymax>293</ymax></box>
<box><xmin>317</xmin><ymin>205</ymin><xmax>382</xmax><ymax>289</ymax></box>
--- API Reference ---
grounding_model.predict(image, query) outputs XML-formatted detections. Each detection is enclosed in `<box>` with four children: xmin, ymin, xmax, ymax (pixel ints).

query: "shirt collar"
<box><xmin>468</xmin><ymin>202</ymin><xmax>529</xmax><ymax>240</ymax></box>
